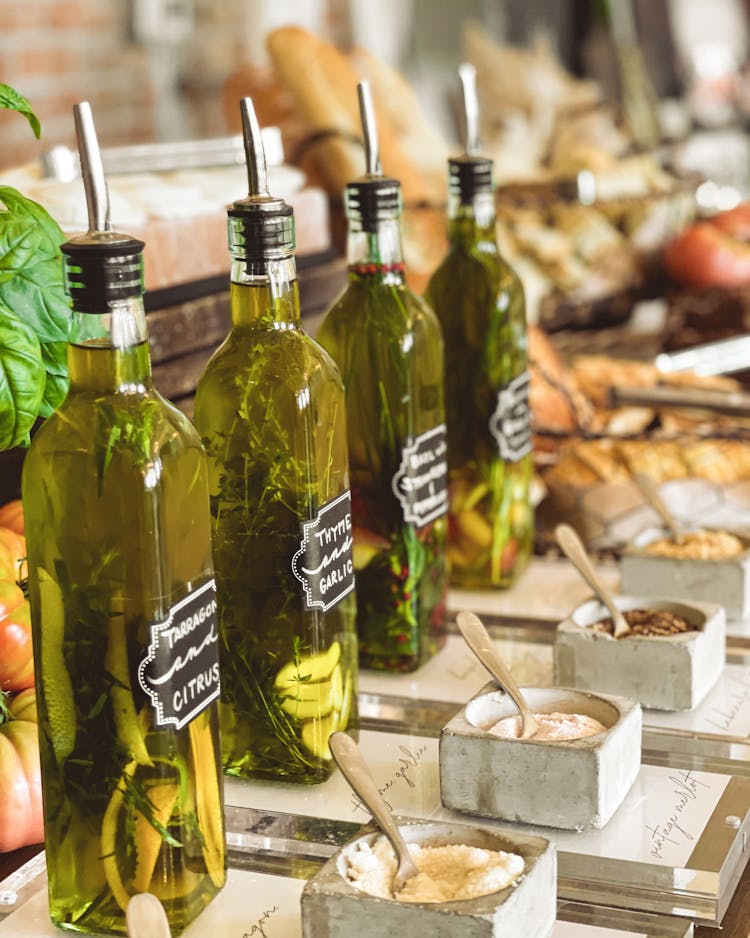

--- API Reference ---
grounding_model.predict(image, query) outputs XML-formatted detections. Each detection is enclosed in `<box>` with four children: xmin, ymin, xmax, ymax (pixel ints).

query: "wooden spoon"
<box><xmin>632</xmin><ymin>472</ymin><xmax>682</xmax><ymax>541</ymax></box>
<box><xmin>126</xmin><ymin>894</ymin><xmax>172</xmax><ymax>938</ymax></box>
<box><xmin>455</xmin><ymin>610</ymin><xmax>540</xmax><ymax>739</ymax></box>
<box><xmin>329</xmin><ymin>731</ymin><xmax>419</xmax><ymax>894</ymax></box>
<box><xmin>555</xmin><ymin>523</ymin><xmax>630</xmax><ymax>639</ymax></box>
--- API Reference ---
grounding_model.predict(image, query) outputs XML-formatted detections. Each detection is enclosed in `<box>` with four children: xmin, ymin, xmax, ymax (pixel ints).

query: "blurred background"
<box><xmin>6</xmin><ymin>0</ymin><xmax>750</xmax><ymax>543</ymax></box>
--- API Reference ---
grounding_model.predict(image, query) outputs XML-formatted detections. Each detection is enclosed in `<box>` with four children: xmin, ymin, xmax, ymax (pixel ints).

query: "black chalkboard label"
<box><xmin>392</xmin><ymin>424</ymin><xmax>449</xmax><ymax>528</ymax></box>
<box><xmin>489</xmin><ymin>371</ymin><xmax>532</xmax><ymax>462</ymax></box>
<box><xmin>137</xmin><ymin>579</ymin><xmax>220</xmax><ymax>731</ymax></box>
<box><xmin>291</xmin><ymin>491</ymin><xmax>355</xmax><ymax>612</ymax></box>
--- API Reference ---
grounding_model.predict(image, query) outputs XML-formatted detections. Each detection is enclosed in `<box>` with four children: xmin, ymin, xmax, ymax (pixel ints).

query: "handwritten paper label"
<box><xmin>138</xmin><ymin>579</ymin><xmax>220</xmax><ymax>731</ymax></box>
<box><xmin>350</xmin><ymin>742</ymin><xmax>429</xmax><ymax>815</ymax></box>
<box><xmin>392</xmin><ymin>424</ymin><xmax>448</xmax><ymax>527</ymax></box>
<box><xmin>291</xmin><ymin>491</ymin><xmax>355</xmax><ymax>612</ymax></box>
<box><xmin>702</xmin><ymin>667</ymin><xmax>750</xmax><ymax>736</ymax></box>
<box><xmin>489</xmin><ymin>371</ymin><xmax>532</xmax><ymax>462</ymax></box>
<box><xmin>645</xmin><ymin>769</ymin><xmax>716</xmax><ymax>865</ymax></box>
<box><xmin>243</xmin><ymin>904</ymin><xmax>280</xmax><ymax>938</ymax></box>
<box><xmin>645</xmin><ymin>664</ymin><xmax>750</xmax><ymax>738</ymax></box>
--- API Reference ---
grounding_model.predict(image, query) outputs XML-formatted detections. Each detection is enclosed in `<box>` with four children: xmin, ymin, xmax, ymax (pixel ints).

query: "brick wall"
<box><xmin>0</xmin><ymin>0</ymin><xmax>339</xmax><ymax>171</ymax></box>
<box><xmin>0</xmin><ymin>0</ymin><xmax>155</xmax><ymax>170</ymax></box>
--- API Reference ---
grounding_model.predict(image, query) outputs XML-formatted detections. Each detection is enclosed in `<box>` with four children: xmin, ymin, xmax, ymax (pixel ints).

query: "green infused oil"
<box><xmin>316</xmin><ymin>82</ymin><xmax>448</xmax><ymax>672</ymax></box>
<box><xmin>22</xmin><ymin>106</ymin><xmax>225</xmax><ymax>933</ymax></box>
<box><xmin>193</xmin><ymin>98</ymin><xmax>358</xmax><ymax>782</ymax></box>
<box><xmin>425</xmin><ymin>67</ymin><xmax>533</xmax><ymax>589</ymax></box>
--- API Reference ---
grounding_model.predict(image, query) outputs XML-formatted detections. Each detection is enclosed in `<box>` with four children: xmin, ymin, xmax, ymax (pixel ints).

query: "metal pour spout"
<box><xmin>458</xmin><ymin>62</ymin><xmax>479</xmax><ymax>156</ymax></box>
<box><xmin>73</xmin><ymin>101</ymin><xmax>111</xmax><ymax>235</ymax></box>
<box><xmin>240</xmin><ymin>96</ymin><xmax>270</xmax><ymax>198</ymax></box>
<box><xmin>357</xmin><ymin>80</ymin><xmax>382</xmax><ymax>177</ymax></box>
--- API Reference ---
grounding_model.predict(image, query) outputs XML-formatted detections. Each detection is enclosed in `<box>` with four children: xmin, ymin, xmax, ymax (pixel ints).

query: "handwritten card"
<box><xmin>357</xmin><ymin>634</ymin><xmax>553</xmax><ymax>703</ymax></box>
<box><xmin>647</xmin><ymin>664</ymin><xmax>750</xmax><ymax>738</ymax></box>
<box><xmin>225</xmin><ymin>730</ymin><xmax>442</xmax><ymax>824</ymax></box>
<box><xmin>0</xmin><ymin>869</ymin><xmax>304</xmax><ymax>938</ymax></box>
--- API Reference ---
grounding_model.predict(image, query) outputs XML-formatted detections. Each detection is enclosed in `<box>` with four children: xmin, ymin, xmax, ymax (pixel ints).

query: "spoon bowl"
<box><xmin>455</xmin><ymin>611</ymin><xmax>540</xmax><ymax>739</ymax></box>
<box><xmin>126</xmin><ymin>894</ymin><xmax>172</xmax><ymax>938</ymax></box>
<box><xmin>329</xmin><ymin>731</ymin><xmax>419</xmax><ymax>894</ymax></box>
<box><xmin>555</xmin><ymin>524</ymin><xmax>630</xmax><ymax>639</ymax></box>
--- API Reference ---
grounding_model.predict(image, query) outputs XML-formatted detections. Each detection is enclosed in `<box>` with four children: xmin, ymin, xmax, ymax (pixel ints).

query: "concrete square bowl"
<box><xmin>554</xmin><ymin>595</ymin><xmax>725</xmax><ymax>711</ymax></box>
<box><xmin>440</xmin><ymin>684</ymin><xmax>641</xmax><ymax>831</ymax></box>
<box><xmin>620</xmin><ymin>528</ymin><xmax>750</xmax><ymax>619</ymax></box>
<box><xmin>301</xmin><ymin>817</ymin><xmax>556</xmax><ymax>938</ymax></box>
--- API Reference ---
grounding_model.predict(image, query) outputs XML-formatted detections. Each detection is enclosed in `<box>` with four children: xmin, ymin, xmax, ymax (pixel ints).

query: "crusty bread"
<box><xmin>350</xmin><ymin>45</ymin><xmax>448</xmax><ymax>198</ymax></box>
<box><xmin>266</xmin><ymin>26</ymin><xmax>445</xmax><ymax>204</ymax></box>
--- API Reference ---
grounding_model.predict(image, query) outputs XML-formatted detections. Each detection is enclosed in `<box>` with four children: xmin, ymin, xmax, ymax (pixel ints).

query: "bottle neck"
<box><xmin>346</xmin><ymin>217</ymin><xmax>405</xmax><ymax>284</ymax></box>
<box><xmin>68</xmin><ymin>295</ymin><xmax>152</xmax><ymax>393</ymax></box>
<box><xmin>447</xmin><ymin>191</ymin><xmax>497</xmax><ymax>250</ymax></box>
<box><xmin>230</xmin><ymin>255</ymin><xmax>300</xmax><ymax>329</ymax></box>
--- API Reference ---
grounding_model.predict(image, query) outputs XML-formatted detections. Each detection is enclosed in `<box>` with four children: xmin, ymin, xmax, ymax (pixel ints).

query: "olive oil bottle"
<box><xmin>193</xmin><ymin>98</ymin><xmax>357</xmax><ymax>782</ymax></box>
<box><xmin>21</xmin><ymin>103</ymin><xmax>225</xmax><ymax>935</ymax></box>
<box><xmin>425</xmin><ymin>64</ymin><xmax>533</xmax><ymax>589</ymax></box>
<box><xmin>316</xmin><ymin>82</ymin><xmax>448</xmax><ymax>672</ymax></box>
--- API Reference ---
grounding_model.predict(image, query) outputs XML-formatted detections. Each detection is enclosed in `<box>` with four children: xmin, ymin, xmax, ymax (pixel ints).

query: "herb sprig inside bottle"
<box><xmin>194</xmin><ymin>97</ymin><xmax>358</xmax><ymax>782</ymax></box>
<box><xmin>425</xmin><ymin>63</ymin><xmax>533</xmax><ymax>589</ymax></box>
<box><xmin>316</xmin><ymin>81</ymin><xmax>448</xmax><ymax>672</ymax></box>
<box><xmin>22</xmin><ymin>102</ymin><xmax>225</xmax><ymax>936</ymax></box>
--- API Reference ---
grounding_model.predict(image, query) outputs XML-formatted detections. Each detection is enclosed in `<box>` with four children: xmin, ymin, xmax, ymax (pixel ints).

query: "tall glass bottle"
<box><xmin>425</xmin><ymin>65</ymin><xmax>533</xmax><ymax>589</ymax></box>
<box><xmin>21</xmin><ymin>103</ymin><xmax>225</xmax><ymax>936</ymax></box>
<box><xmin>316</xmin><ymin>82</ymin><xmax>448</xmax><ymax>672</ymax></box>
<box><xmin>193</xmin><ymin>98</ymin><xmax>357</xmax><ymax>782</ymax></box>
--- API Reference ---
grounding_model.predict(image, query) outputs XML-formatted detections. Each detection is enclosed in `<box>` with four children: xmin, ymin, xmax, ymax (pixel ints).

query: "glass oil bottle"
<box><xmin>193</xmin><ymin>98</ymin><xmax>358</xmax><ymax>782</ymax></box>
<box><xmin>316</xmin><ymin>81</ymin><xmax>448</xmax><ymax>672</ymax></box>
<box><xmin>22</xmin><ymin>103</ymin><xmax>225</xmax><ymax>935</ymax></box>
<box><xmin>425</xmin><ymin>64</ymin><xmax>533</xmax><ymax>589</ymax></box>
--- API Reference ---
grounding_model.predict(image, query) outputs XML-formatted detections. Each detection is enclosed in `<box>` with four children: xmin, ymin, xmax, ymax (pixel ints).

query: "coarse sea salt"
<box><xmin>343</xmin><ymin>838</ymin><xmax>525</xmax><ymax>903</ymax></box>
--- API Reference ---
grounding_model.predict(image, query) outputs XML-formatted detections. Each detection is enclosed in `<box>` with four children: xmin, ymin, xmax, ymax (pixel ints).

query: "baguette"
<box><xmin>267</xmin><ymin>26</ymin><xmax>443</xmax><ymax>204</ymax></box>
<box><xmin>350</xmin><ymin>45</ymin><xmax>448</xmax><ymax>197</ymax></box>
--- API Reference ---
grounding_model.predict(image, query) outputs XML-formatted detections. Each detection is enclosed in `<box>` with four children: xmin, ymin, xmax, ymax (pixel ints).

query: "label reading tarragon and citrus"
<box><xmin>138</xmin><ymin>579</ymin><xmax>220</xmax><ymax>730</ymax></box>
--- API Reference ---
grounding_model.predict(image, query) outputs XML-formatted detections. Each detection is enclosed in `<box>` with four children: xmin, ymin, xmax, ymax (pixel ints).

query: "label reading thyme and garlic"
<box><xmin>392</xmin><ymin>424</ymin><xmax>449</xmax><ymax>528</ymax></box>
<box><xmin>138</xmin><ymin>578</ymin><xmax>220</xmax><ymax>731</ymax></box>
<box><xmin>489</xmin><ymin>371</ymin><xmax>532</xmax><ymax>462</ymax></box>
<box><xmin>291</xmin><ymin>490</ymin><xmax>355</xmax><ymax>612</ymax></box>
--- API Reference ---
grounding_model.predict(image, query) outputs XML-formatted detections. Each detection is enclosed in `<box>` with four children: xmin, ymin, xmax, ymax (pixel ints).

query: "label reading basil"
<box><xmin>489</xmin><ymin>371</ymin><xmax>532</xmax><ymax>462</ymax></box>
<box><xmin>291</xmin><ymin>491</ymin><xmax>355</xmax><ymax>612</ymax></box>
<box><xmin>392</xmin><ymin>424</ymin><xmax>449</xmax><ymax>528</ymax></box>
<box><xmin>137</xmin><ymin>579</ymin><xmax>220</xmax><ymax>731</ymax></box>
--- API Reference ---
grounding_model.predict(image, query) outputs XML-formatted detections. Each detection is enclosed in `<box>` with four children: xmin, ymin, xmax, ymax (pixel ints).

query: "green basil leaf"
<box><xmin>0</xmin><ymin>213</ymin><xmax>43</xmax><ymax>284</ymax></box>
<box><xmin>0</xmin><ymin>186</ymin><xmax>65</xmax><ymax>258</ymax></box>
<box><xmin>0</xmin><ymin>188</ymin><xmax>69</xmax><ymax>345</ymax></box>
<box><xmin>0</xmin><ymin>85</ymin><xmax>41</xmax><ymax>139</ymax></box>
<box><xmin>0</xmin><ymin>260</ymin><xmax>70</xmax><ymax>344</ymax></box>
<box><xmin>0</xmin><ymin>304</ymin><xmax>45</xmax><ymax>448</ymax></box>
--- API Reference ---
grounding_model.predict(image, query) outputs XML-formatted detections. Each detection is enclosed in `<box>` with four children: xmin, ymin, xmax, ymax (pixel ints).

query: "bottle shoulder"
<box><xmin>320</xmin><ymin>278</ymin><xmax>443</xmax><ymax>346</ymax></box>
<box><xmin>27</xmin><ymin>387</ymin><xmax>202</xmax><ymax>454</ymax></box>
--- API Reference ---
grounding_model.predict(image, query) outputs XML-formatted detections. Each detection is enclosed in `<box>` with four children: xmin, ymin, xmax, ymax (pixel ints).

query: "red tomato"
<box><xmin>0</xmin><ymin>688</ymin><xmax>43</xmax><ymax>852</ymax></box>
<box><xmin>0</xmin><ymin>584</ymin><xmax>34</xmax><ymax>692</ymax></box>
<box><xmin>710</xmin><ymin>202</ymin><xmax>750</xmax><ymax>240</ymax></box>
<box><xmin>0</xmin><ymin>501</ymin><xmax>24</xmax><ymax>535</ymax></box>
<box><xmin>664</xmin><ymin>222</ymin><xmax>750</xmax><ymax>288</ymax></box>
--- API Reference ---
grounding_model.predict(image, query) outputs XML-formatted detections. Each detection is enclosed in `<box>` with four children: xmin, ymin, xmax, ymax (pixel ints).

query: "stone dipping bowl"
<box><xmin>301</xmin><ymin>817</ymin><xmax>556</xmax><ymax>938</ymax></box>
<box><xmin>440</xmin><ymin>685</ymin><xmax>641</xmax><ymax>831</ymax></box>
<box><xmin>555</xmin><ymin>594</ymin><xmax>725</xmax><ymax>711</ymax></box>
<box><xmin>620</xmin><ymin>528</ymin><xmax>750</xmax><ymax>620</ymax></box>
